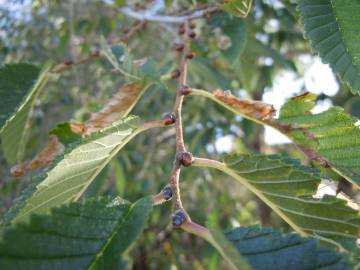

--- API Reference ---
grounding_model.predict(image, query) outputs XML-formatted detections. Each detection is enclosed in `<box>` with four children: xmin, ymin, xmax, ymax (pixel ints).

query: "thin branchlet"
<box><xmin>169</xmin><ymin>21</ymin><xmax>192</xmax><ymax>211</ymax></box>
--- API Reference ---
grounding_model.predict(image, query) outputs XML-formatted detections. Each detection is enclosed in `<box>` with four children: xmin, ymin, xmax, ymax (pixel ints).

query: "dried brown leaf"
<box><xmin>10</xmin><ymin>82</ymin><xmax>146</xmax><ymax>177</ymax></box>
<box><xmin>213</xmin><ymin>89</ymin><xmax>334</xmax><ymax>168</ymax></box>
<box><xmin>213</xmin><ymin>89</ymin><xmax>275</xmax><ymax>123</ymax></box>
<box><xmin>83</xmin><ymin>82</ymin><xmax>144</xmax><ymax>134</ymax></box>
<box><xmin>11</xmin><ymin>136</ymin><xmax>65</xmax><ymax>177</ymax></box>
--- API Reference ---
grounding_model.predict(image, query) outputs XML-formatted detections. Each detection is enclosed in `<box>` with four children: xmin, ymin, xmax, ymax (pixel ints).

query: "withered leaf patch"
<box><xmin>213</xmin><ymin>89</ymin><xmax>275</xmax><ymax>123</ymax></box>
<box><xmin>11</xmin><ymin>136</ymin><xmax>65</xmax><ymax>177</ymax></box>
<box><xmin>11</xmin><ymin>82</ymin><xmax>146</xmax><ymax>177</ymax></box>
<box><xmin>83</xmin><ymin>82</ymin><xmax>144</xmax><ymax>134</ymax></box>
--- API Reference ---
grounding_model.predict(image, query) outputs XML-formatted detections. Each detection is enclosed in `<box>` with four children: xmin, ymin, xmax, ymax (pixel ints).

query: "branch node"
<box><xmin>178</xmin><ymin>151</ymin><xmax>194</xmax><ymax>167</ymax></box>
<box><xmin>162</xmin><ymin>184</ymin><xmax>173</xmax><ymax>200</ymax></box>
<box><xmin>172</xmin><ymin>208</ymin><xmax>188</xmax><ymax>228</ymax></box>
<box><xmin>162</xmin><ymin>112</ymin><xmax>176</xmax><ymax>126</ymax></box>
<box><xmin>180</xmin><ymin>85</ymin><xmax>192</xmax><ymax>95</ymax></box>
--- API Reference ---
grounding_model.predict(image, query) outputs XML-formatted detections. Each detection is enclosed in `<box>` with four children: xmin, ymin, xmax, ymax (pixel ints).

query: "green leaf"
<box><xmin>0</xmin><ymin>196</ymin><xmax>152</xmax><ymax>270</ymax></box>
<box><xmin>247</xmin><ymin>38</ymin><xmax>297</xmax><ymax>71</ymax></box>
<box><xmin>193</xmin><ymin>154</ymin><xmax>360</xmax><ymax>257</ymax></box>
<box><xmin>4</xmin><ymin>116</ymin><xmax>160</xmax><ymax>224</ymax></box>
<box><xmin>49</xmin><ymin>122</ymin><xmax>81</xmax><ymax>145</ymax></box>
<box><xmin>224</xmin><ymin>225</ymin><xmax>353</xmax><ymax>270</ymax></box>
<box><xmin>100</xmin><ymin>37</ymin><xmax>142</xmax><ymax>82</ymax></box>
<box><xmin>209</xmin><ymin>13</ymin><xmax>247</xmax><ymax>66</ymax></box>
<box><xmin>278</xmin><ymin>93</ymin><xmax>360</xmax><ymax>188</ymax></box>
<box><xmin>207</xmin><ymin>222</ymin><xmax>253</xmax><ymax>270</ymax></box>
<box><xmin>0</xmin><ymin>63</ymin><xmax>53</xmax><ymax>163</ymax></box>
<box><xmin>189</xmin><ymin>57</ymin><xmax>231</xmax><ymax>89</ymax></box>
<box><xmin>298</xmin><ymin>0</ymin><xmax>360</xmax><ymax>94</ymax></box>
<box><xmin>220</xmin><ymin>0</ymin><xmax>253</xmax><ymax>18</ymax></box>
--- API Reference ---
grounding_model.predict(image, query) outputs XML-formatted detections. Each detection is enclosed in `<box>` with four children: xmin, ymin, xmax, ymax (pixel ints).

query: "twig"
<box><xmin>119</xmin><ymin>6</ymin><xmax>221</xmax><ymax>23</ymax></box>
<box><xmin>120</xmin><ymin>21</ymin><xmax>146</xmax><ymax>43</ymax></box>
<box><xmin>52</xmin><ymin>19</ymin><xmax>147</xmax><ymax>74</ymax></box>
<box><xmin>51</xmin><ymin>50</ymin><xmax>101</xmax><ymax>73</ymax></box>
<box><xmin>168</xmin><ymin>21</ymin><xmax>193</xmax><ymax>211</ymax></box>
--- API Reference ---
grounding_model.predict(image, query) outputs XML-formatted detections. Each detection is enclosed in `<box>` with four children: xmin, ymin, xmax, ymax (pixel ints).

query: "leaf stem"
<box><xmin>52</xmin><ymin>50</ymin><xmax>101</xmax><ymax>73</ymax></box>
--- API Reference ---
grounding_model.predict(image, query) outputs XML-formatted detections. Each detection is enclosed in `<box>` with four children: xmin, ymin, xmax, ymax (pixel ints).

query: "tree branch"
<box><xmin>119</xmin><ymin>6</ymin><xmax>221</xmax><ymax>23</ymax></box>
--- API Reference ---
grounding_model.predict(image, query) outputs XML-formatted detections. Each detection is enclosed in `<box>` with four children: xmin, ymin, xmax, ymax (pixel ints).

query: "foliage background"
<box><xmin>0</xmin><ymin>0</ymin><xmax>359</xmax><ymax>269</ymax></box>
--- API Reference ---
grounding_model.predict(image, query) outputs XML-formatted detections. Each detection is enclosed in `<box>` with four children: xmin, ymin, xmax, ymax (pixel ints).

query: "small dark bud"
<box><xmin>189</xmin><ymin>22</ymin><xmax>196</xmax><ymax>29</ymax></box>
<box><xmin>162</xmin><ymin>185</ymin><xmax>173</xmax><ymax>200</ymax></box>
<box><xmin>171</xmin><ymin>68</ymin><xmax>181</xmax><ymax>79</ymax></box>
<box><xmin>181</xmin><ymin>85</ymin><xmax>192</xmax><ymax>95</ymax></box>
<box><xmin>178</xmin><ymin>28</ymin><xmax>185</xmax><ymax>35</ymax></box>
<box><xmin>162</xmin><ymin>112</ymin><xmax>176</xmax><ymax>126</ymax></box>
<box><xmin>91</xmin><ymin>49</ymin><xmax>100</xmax><ymax>57</ymax></box>
<box><xmin>123</xmin><ymin>28</ymin><xmax>130</xmax><ymax>34</ymax></box>
<box><xmin>188</xmin><ymin>31</ymin><xmax>196</xmax><ymax>39</ymax></box>
<box><xmin>203</xmin><ymin>12</ymin><xmax>211</xmax><ymax>19</ymax></box>
<box><xmin>174</xmin><ymin>43</ymin><xmax>185</xmax><ymax>52</ymax></box>
<box><xmin>180</xmin><ymin>152</ymin><xmax>193</xmax><ymax>167</ymax></box>
<box><xmin>179</xmin><ymin>22</ymin><xmax>185</xmax><ymax>29</ymax></box>
<box><xmin>172</xmin><ymin>209</ymin><xmax>187</xmax><ymax>228</ymax></box>
<box><xmin>186</xmin><ymin>52</ymin><xmax>196</xmax><ymax>60</ymax></box>
<box><xmin>64</xmin><ymin>60</ymin><xmax>73</xmax><ymax>66</ymax></box>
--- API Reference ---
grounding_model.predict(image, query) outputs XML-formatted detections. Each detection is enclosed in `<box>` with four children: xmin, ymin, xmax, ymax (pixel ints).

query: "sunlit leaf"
<box><xmin>298</xmin><ymin>0</ymin><xmax>360</xmax><ymax>94</ymax></box>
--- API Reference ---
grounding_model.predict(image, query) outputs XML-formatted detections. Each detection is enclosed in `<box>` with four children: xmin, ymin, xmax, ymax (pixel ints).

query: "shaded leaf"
<box><xmin>0</xmin><ymin>196</ymin><xmax>152</xmax><ymax>270</ymax></box>
<box><xmin>0</xmin><ymin>63</ymin><xmax>52</xmax><ymax>163</ymax></box>
<box><xmin>298</xmin><ymin>0</ymin><xmax>360</xmax><ymax>94</ymax></box>
<box><xmin>207</xmin><ymin>222</ymin><xmax>253</xmax><ymax>270</ymax></box>
<box><xmin>209</xmin><ymin>13</ymin><xmax>247</xmax><ymax>65</ymax></box>
<box><xmin>194</xmin><ymin>154</ymin><xmax>360</xmax><ymax>257</ymax></box>
<box><xmin>49</xmin><ymin>122</ymin><xmax>82</xmax><ymax>145</ymax></box>
<box><xmin>247</xmin><ymin>38</ymin><xmax>297</xmax><ymax>71</ymax></box>
<box><xmin>224</xmin><ymin>225</ymin><xmax>353</xmax><ymax>270</ymax></box>
<box><xmin>189</xmin><ymin>57</ymin><xmax>231</xmax><ymax>89</ymax></box>
<box><xmin>100</xmin><ymin>37</ymin><xmax>142</xmax><ymax>82</ymax></box>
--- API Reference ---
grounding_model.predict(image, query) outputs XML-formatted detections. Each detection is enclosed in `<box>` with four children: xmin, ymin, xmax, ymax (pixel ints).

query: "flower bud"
<box><xmin>174</xmin><ymin>43</ymin><xmax>185</xmax><ymax>52</ymax></box>
<box><xmin>189</xmin><ymin>22</ymin><xmax>196</xmax><ymax>29</ymax></box>
<box><xmin>171</xmin><ymin>68</ymin><xmax>181</xmax><ymax>79</ymax></box>
<box><xmin>162</xmin><ymin>185</ymin><xmax>173</xmax><ymax>200</ymax></box>
<box><xmin>64</xmin><ymin>60</ymin><xmax>73</xmax><ymax>66</ymax></box>
<box><xmin>162</xmin><ymin>112</ymin><xmax>176</xmax><ymax>126</ymax></box>
<box><xmin>181</xmin><ymin>85</ymin><xmax>192</xmax><ymax>95</ymax></box>
<box><xmin>172</xmin><ymin>209</ymin><xmax>187</xmax><ymax>228</ymax></box>
<box><xmin>186</xmin><ymin>52</ymin><xmax>196</xmax><ymax>60</ymax></box>
<box><xmin>189</xmin><ymin>32</ymin><xmax>196</xmax><ymax>39</ymax></box>
<box><xmin>180</xmin><ymin>152</ymin><xmax>193</xmax><ymax>167</ymax></box>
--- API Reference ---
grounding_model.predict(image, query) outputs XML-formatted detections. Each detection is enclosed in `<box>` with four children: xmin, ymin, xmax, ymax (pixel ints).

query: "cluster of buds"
<box><xmin>171</xmin><ymin>21</ymin><xmax>198</xmax><ymax>80</ymax></box>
